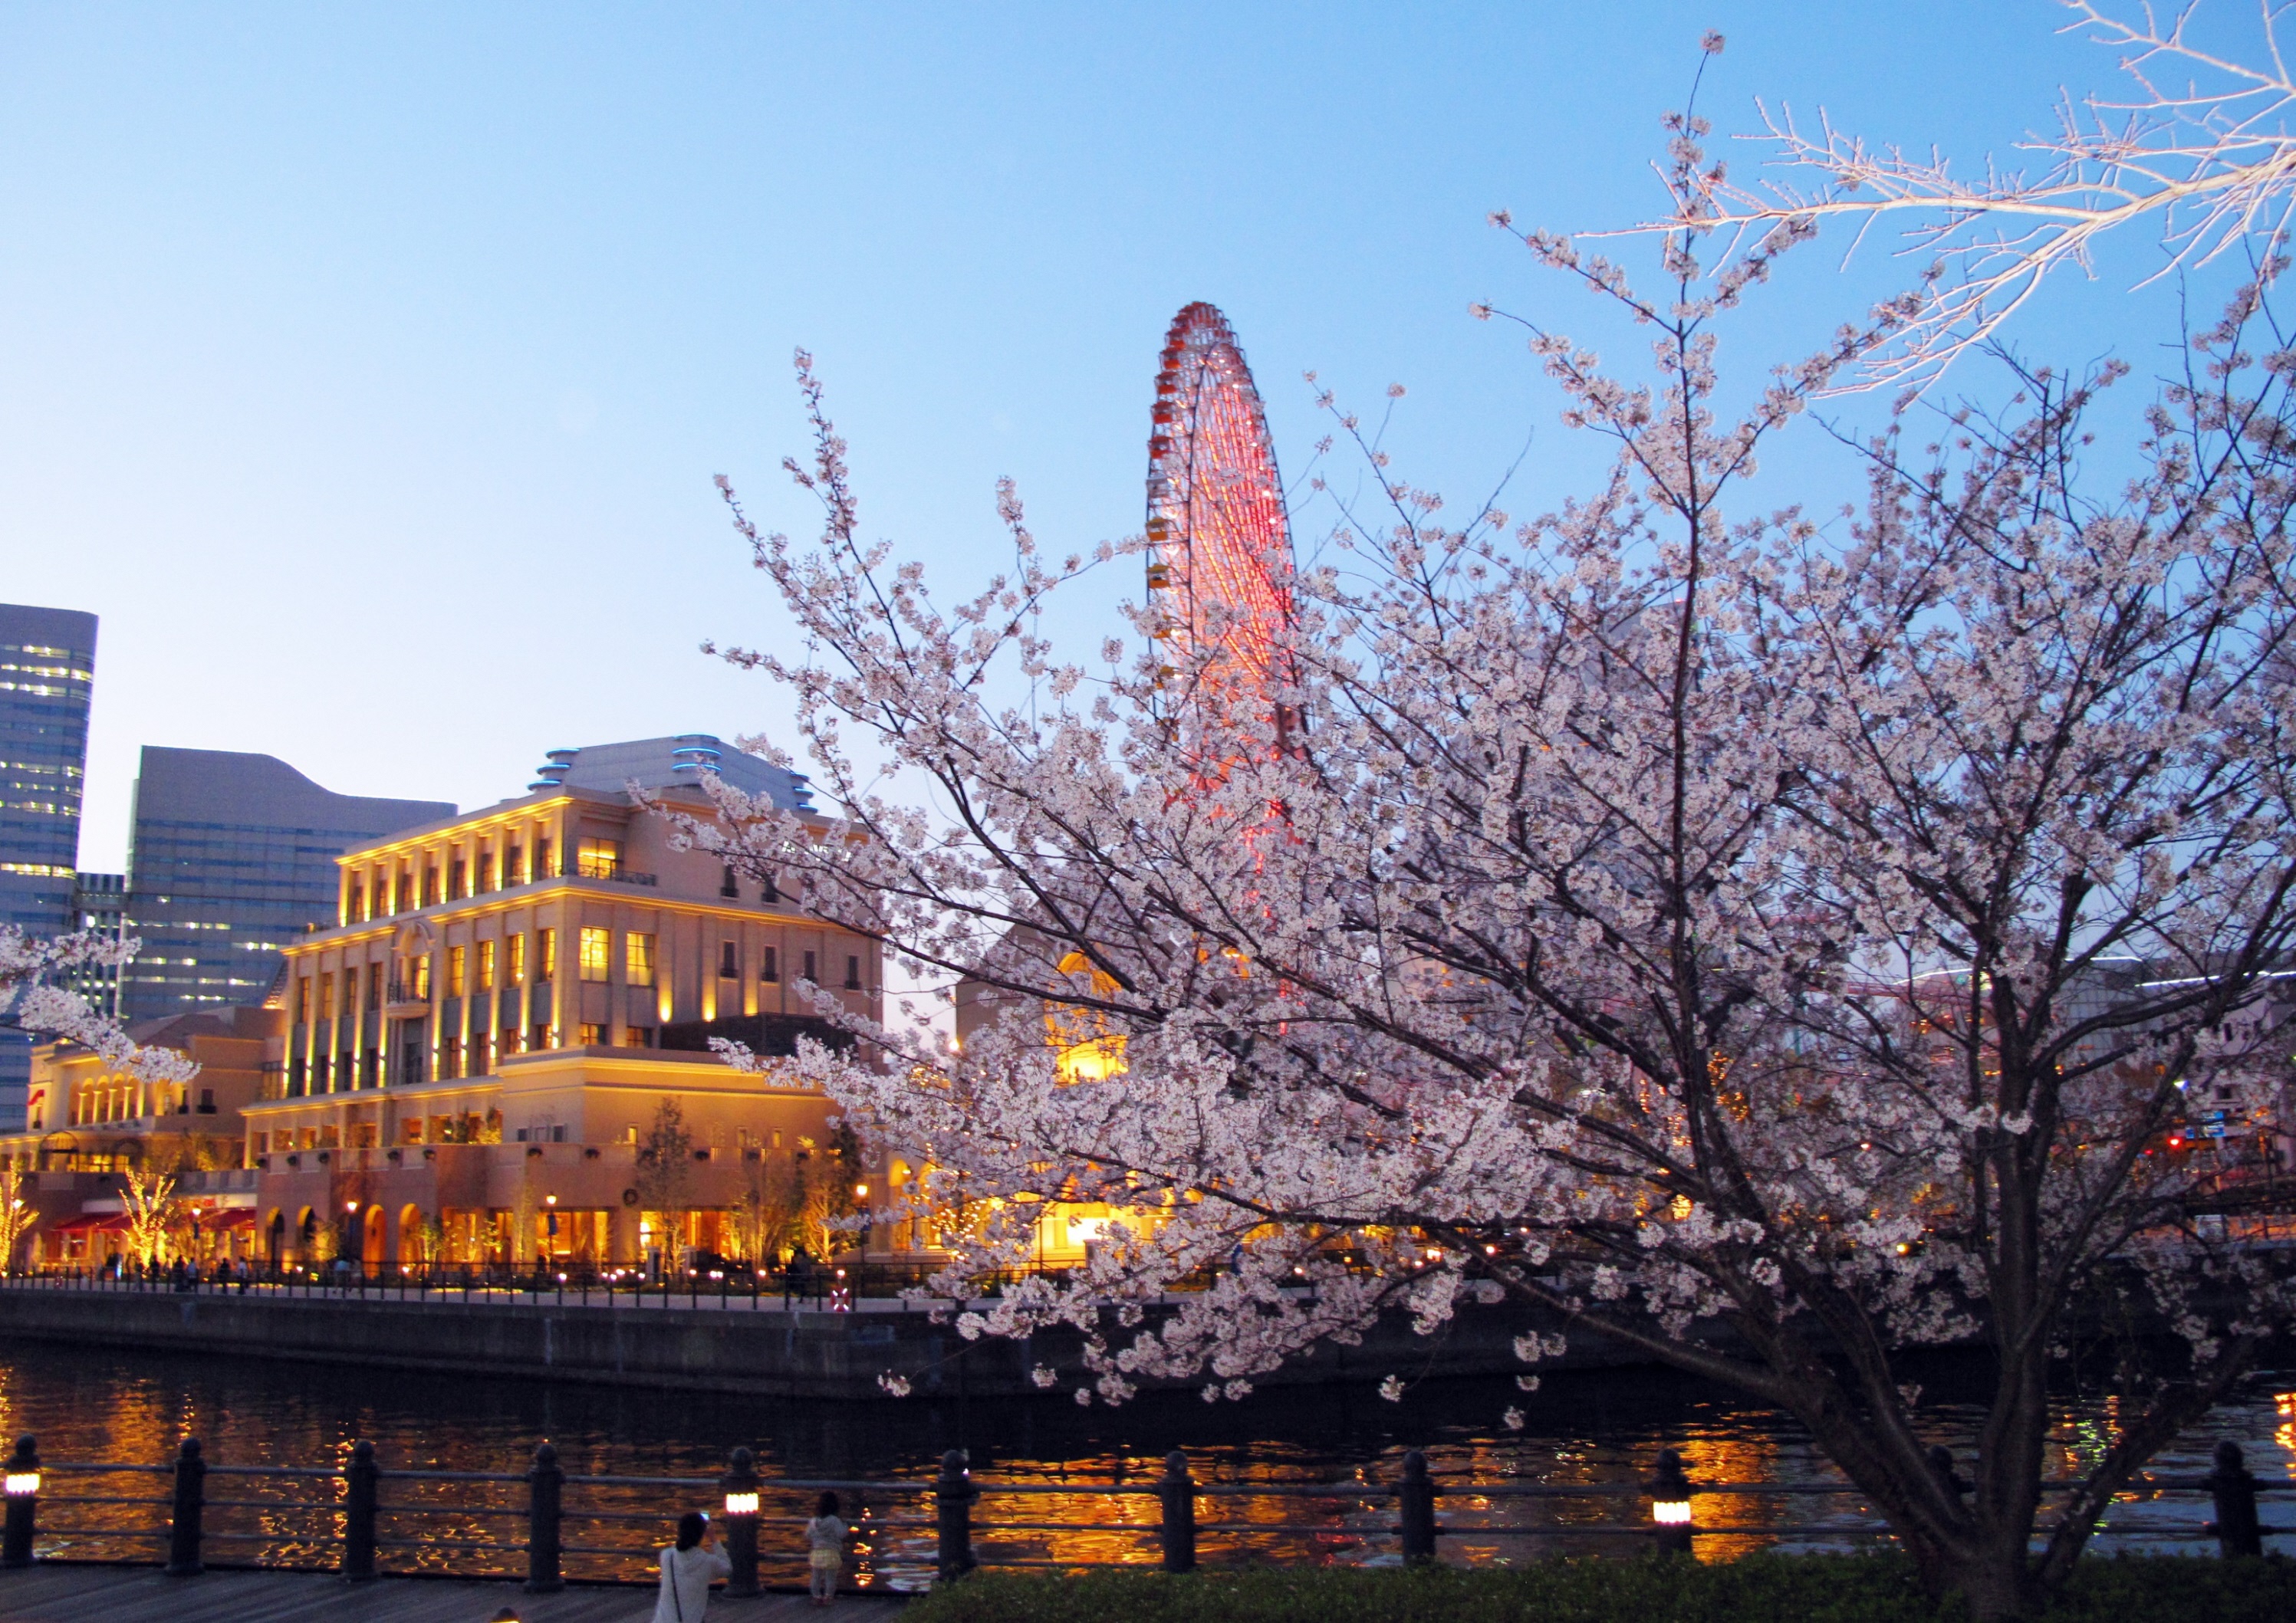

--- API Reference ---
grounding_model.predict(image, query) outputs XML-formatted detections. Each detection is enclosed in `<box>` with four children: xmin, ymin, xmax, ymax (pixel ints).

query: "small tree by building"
<box><xmin>0</xmin><ymin>1157</ymin><xmax>36</xmax><ymax>1274</ymax></box>
<box><xmin>634</xmin><ymin>1096</ymin><xmax>696</xmax><ymax>1269</ymax></box>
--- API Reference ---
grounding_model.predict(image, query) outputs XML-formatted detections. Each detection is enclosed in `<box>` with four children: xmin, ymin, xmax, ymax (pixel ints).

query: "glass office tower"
<box><xmin>0</xmin><ymin>603</ymin><xmax>99</xmax><ymax>1129</ymax></box>
<box><xmin>121</xmin><ymin>747</ymin><xmax>452</xmax><ymax>1020</ymax></box>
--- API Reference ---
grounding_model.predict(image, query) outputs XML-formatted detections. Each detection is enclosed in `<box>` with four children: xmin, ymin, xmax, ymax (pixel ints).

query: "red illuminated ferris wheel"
<box><xmin>1145</xmin><ymin>303</ymin><xmax>1296</xmax><ymax>728</ymax></box>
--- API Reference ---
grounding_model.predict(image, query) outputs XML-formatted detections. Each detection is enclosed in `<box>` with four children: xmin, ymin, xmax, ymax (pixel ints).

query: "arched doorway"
<box><xmin>398</xmin><ymin>1204</ymin><xmax>426</xmax><ymax>1268</ymax></box>
<box><xmin>298</xmin><ymin>1207</ymin><xmax>317</xmax><ymax>1259</ymax></box>
<box><xmin>267</xmin><ymin>1210</ymin><xmax>286</xmax><ymax>1267</ymax></box>
<box><xmin>362</xmin><ymin>1205</ymin><xmax>385</xmax><ymax>1270</ymax></box>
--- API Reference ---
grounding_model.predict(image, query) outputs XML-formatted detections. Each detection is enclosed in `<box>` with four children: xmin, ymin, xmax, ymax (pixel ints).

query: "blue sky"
<box><xmin>0</xmin><ymin>3</ymin><xmax>2231</xmax><ymax>870</ymax></box>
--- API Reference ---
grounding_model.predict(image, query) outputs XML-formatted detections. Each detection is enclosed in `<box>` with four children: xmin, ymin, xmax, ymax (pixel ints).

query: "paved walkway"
<box><xmin>0</xmin><ymin>1563</ymin><xmax>906</xmax><ymax>1621</ymax></box>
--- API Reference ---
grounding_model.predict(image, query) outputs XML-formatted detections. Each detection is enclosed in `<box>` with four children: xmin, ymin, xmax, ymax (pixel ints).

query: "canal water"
<box><xmin>0</xmin><ymin>1337</ymin><xmax>2288</xmax><ymax>1589</ymax></box>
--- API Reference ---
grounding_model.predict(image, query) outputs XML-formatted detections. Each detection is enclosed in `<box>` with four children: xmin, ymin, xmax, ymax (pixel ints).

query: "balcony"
<box><xmin>385</xmin><ymin>980</ymin><xmax>430</xmax><ymax>1017</ymax></box>
<box><xmin>576</xmin><ymin>859</ymin><xmax>657</xmax><ymax>887</ymax></box>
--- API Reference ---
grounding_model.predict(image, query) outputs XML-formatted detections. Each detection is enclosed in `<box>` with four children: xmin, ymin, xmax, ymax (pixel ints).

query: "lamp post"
<box><xmin>3</xmin><ymin>1434</ymin><xmax>39</xmax><ymax>1569</ymax></box>
<box><xmin>721</xmin><ymin>1447</ymin><xmax>761</xmax><ymax>1596</ymax></box>
<box><xmin>1648</xmin><ymin>1447</ymin><xmax>1694</xmax><ymax>1556</ymax></box>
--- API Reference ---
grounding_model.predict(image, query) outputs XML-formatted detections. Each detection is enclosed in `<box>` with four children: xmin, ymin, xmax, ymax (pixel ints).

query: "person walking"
<box><xmin>804</xmin><ymin>1491</ymin><xmax>847</xmax><ymax>1606</ymax></box>
<box><xmin>650</xmin><ymin>1510</ymin><xmax>729</xmax><ymax>1623</ymax></box>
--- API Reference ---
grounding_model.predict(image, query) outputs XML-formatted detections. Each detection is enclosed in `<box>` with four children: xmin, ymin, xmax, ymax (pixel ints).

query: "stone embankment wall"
<box><xmin>0</xmin><ymin>1286</ymin><xmax>1642</xmax><ymax>1398</ymax></box>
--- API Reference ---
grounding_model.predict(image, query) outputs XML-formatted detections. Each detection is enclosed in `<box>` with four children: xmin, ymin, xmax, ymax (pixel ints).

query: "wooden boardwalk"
<box><xmin>0</xmin><ymin>1563</ymin><xmax>907</xmax><ymax>1621</ymax></box>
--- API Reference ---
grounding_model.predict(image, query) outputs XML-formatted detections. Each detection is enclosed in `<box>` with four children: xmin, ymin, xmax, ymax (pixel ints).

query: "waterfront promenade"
<box><xmin>0</xmin><ymin>1565</ymin><xmax>903</xmax><ymax>1621</ymax></box>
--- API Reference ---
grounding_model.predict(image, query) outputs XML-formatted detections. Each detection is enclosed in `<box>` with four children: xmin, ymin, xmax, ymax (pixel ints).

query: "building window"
<box><xmin>535</xmin><ymin>836</ymin><xmax>553</xmax><ymax>879</ymax></box>
<box><xmin>439</xmin><ymin>1040</ymin><xmax>462</xmax><ymax>1081</ymax></box>
<box><xmin>845</xmin><ymin>954</ymin><xmax>862</xmax><ymax>991</ymax></box>
<box><xmin>577</xmin><ymin>836</ymin><xmax>622</xmax><ymax>879</ymax></box>
<box><xmin>536</xmin><ymin>927</ymin><xmax>555</xmax><ymax>982</ymax></box>
<box><xmin>719</xmin><ymin>940</ymin><xmax>739</xmax><ymax>979</ymax></box>
<box><xmin>447</xmin><ymin>946</ymin><xmax>466</xmax><ymax>996</ymax></box>
<box><xmin>802</xmin><ymin>950</ymin><xmax>817</xmax><ymax>984</ymax></box>
<box><xmin>366</xmin><ymin>964</ymin><xmax>383</xmax><ymax>1011</ymax></box>
<box><xmin>347</xmin><ymin>882</ymin><xmax>363</xmax><ymax>924</ymax></box>
<box><xmin>294</xmin><ymin>977</ymin><xmax>311</xmax><ymax>1023</ymax></box>
<box><xmin>472</xmin><ymin>1031</ymin><xmax>493</xmax><ymax>1075</ymax></box>
<box><xmin>626</xmin><ymin>932</ymin><xmax>656</xmax><ymax>987</ymax></box>
<box><xmin>578</xmin><ymin>1022</ymin><xmax>605</xmax><ymax>1046</ymax></box>
<box><xmin>531</xmin><ymin>1021</ymin><xmax>552</xmax><ymax>1052</ymax></box>
<box><xmin>477</xmin><ymin>939</ymin><xmax>496</xmax><ymax>991</ymax></box>
<box><xmin>760</xmin><ymin>945</ymin><xmax>778</xmax><ymax>983</ymax></box>
<box><xmin>628</xmin><ymin>1025</ymin><xmax>656</xmax><ymax>1048</ymax></box>
<box><xmin>475</xmin><ymin>848</ymin><xmax>495</xmax><ymax>893</ymax></box>
<box><xmin>422</xmin><ymin>866</ymin><xmax>439</xmax><ymax>907</ymax></box>
<box><xmin>393</xmin><ymin>871</ymin><xmax>412</xmax><ymax>913</ymax></box>
<box><xmin>509</xmin><ymin>932</ymin><xmax>527</xmax><ymax>984</ymax></box>
<box><xmin>317</xmin><ymin>971</ymin><xmax>334</xmax><ymax>1020</ymax></box>
<box><xmin>449</xmin><ymin>857</ymin><xmax>467</xmax><ymax>900</ymax></box>
<box><xmin>720</xmin><ymin>864</ymin><xmax>739</xmax><ymax>899</ymax></box>
<box><xmin>411</xmin><ymin>955</ymin><xmax>431</xmax><ymax>999</ymax></box>
<box><xmin>504</xmin><ymin>843</ymin><xmax>523</xmax><ymax>885</ymax></box>
<box><xmin>287</xmin><ymin>1058</ymin><xmax>306</xmax><ymax>1096</ymax></box>
<box><xmin>579</xmin><ymin>927</ymin><xmax>610</xmax><ymax>983</ymax></box>
<box><xmin>761</xmin><ymin>870</ymin><xmax>779</xmax><ymax>904</ymax></box>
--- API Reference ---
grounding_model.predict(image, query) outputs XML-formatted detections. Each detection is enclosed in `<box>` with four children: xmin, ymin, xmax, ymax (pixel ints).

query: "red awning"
<box><xmin>51</xmin><ymin>1214</ymin><xmax>130</xmax><ymax>1234</ymax></box>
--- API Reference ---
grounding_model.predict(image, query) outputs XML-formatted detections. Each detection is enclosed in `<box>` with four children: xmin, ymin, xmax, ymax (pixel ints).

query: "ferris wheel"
<box><xmin>1144</xmin><ymin>302</ymin><xmax>1296</xmax><ymax>724</ymax></box>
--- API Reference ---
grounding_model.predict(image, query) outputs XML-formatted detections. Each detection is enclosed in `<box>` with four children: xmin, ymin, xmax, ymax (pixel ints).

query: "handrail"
<box><xmin>5</xmin><ymin>1433</ymin><xmax>2288</xmax><ymax>1594</ymax></box>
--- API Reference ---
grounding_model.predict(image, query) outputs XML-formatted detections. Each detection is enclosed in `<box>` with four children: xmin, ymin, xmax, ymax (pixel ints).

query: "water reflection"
<box><xmin>0</xmin><ymin>1339</ymin><xmax>2287</xmax><ymax>1587</ymax></box>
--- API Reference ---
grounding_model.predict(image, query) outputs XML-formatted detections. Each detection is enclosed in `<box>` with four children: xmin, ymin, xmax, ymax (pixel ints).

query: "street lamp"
<box><xmin>1648</xmin><ymin>1448</ymin><xmax>1694</xmax><ymax>1556</ymax></box>
<box><xmin>721</xmin><ymin>1446</ymin><xmax>761</xmax><ymax>1596</ymax></box>
<box><xmin>3</xmin><ymin>1434</ymin><xmax>39</xmax><ymax>1570</ymax></box>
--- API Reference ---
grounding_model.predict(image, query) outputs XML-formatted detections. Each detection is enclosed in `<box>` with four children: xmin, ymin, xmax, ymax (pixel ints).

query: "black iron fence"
<box><xmin>1</xmin><ymin>1434</ymin><xmax>2288</xmax><ymax>1594</ymax></box>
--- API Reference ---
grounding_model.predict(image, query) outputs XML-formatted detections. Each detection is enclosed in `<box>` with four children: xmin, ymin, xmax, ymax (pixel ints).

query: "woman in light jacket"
<box><xmin>652</xmin><ymin>1510</ymin><xmax>731</xmax><ymax>1623</ymax></box>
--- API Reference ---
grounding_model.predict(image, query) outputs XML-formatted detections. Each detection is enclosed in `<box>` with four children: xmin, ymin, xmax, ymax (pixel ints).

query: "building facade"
<box><xmin>237</xmin><ymin>735</ymin><xmax>911</xmax><ymax>1270</ymax></box>
<box><xmin>2</xmin><ymin>1004</ymin><xmax>279</xmax><ymax>1270</ymax></box>
<box><xmin>120</xmin><ymin>747</ymin><xmax>453</xmax><ymax>1020</ymax></box>
<box><xmin>0</xmin><ymin>603</ymin><xmax>98</xmax><ymax>1131</ymax></box>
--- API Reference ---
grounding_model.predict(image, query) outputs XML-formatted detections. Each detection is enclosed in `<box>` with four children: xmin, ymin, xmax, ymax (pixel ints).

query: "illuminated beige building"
<box><xmin>238</xmin><ymin>735</ymin><xmax>914</xmax><ymax>1269</ymax></box>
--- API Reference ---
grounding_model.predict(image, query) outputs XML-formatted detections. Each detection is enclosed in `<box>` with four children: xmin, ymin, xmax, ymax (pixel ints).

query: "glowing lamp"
<box><xmin>1653</xmin><ymin>1499</ymin><xmax>1692</xmax><ymax>1526</ymax></box>
<box><xmin>1647</xmin><ymin>1447</ymin><xmax>1694</xmax><ymax>1552</ymax></box>
<box><xmin>724</xmin><ymin>1490</ymin><xmax>760</xmax><ymax>1516</ymax></box>
<box><xmin>4</xmin><ymin>1473</ymin><xmax>37</xmax><ymax>1498</ymax></box>
<box><xmin>853</xmin><ymin>1183</ymin><xmax>868</xmax><ymax>1198</ymax></box>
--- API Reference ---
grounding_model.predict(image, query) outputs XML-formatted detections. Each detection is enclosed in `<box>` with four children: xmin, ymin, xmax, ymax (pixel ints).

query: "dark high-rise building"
<box><xmin>121</xmin><ymin>748</ymin><xmax>452</xmax><ymax>1020</ymax></box>
<box><xmin>0</xmin><ymin>603</ymin><xmax>98</xmax><ymax>1130</ymax></box>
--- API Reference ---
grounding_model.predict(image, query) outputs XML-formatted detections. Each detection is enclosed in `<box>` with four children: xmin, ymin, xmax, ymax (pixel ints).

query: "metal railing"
<box><xmin>3</xmin><ymin>1260</ymin><xmax>990</xmax><ymax>1309</ymax></box>
<box><xmin>1</xmin><ymin>1434</ymin><xmax>2288</xmax><ymax>1592</ymax></box>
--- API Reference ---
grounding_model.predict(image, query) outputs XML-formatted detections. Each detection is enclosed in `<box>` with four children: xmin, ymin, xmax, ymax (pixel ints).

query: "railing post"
<box><xmin>1158</xmin><ymin>1450</ymin><xmax>1196</xmax><ymax>1572</ymax></box>
<box><xmin>935</xmin><ymin>1447</ymin><xmax>975</xmax><ymax>1585</ymax></box>
<box><xmin>342</xmin><ymin>1437</ymin><xmax>378</xmax><ymax>1582</ymax></box>
<box><xmin>1647</xmin><ymin>1447</ymin><xmax>1693</xmax><ymax>1557</ymax></box>
<box><xmin>2206</xmin><ymin>1440</ymin><xmax>2262</xmax><ymax>1558</ymax></box>
<box><xmin>524</xmin><ymin>1441</ymin><xmax>564</xmax><ymax>1592</ymax></box>
<box><xmin>2</xmin><ymin>1434</ymin><xmax>38</xmax><ymax>1569</ymax></box>
<box><xmin>1398</xmin><ymin>1450</ymin><xmax>1436</xmax><ymax>1563</ymax></box>
<box><xmin>166</xmin><ymin>1437</ymin><xmax>206</xmax><ymax>1576</ymax></box>
<box><xmin>721</xmin><ymin>1446</ymin><xmax>761</xmax><ymax>1597</ymax></box>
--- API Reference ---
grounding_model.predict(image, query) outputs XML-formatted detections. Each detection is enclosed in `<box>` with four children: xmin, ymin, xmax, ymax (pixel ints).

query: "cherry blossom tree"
<box><xmin>682</xmin><ymin>101</ymin><xmax>2296</xmax><ymax>1623</ymax></box>
<box><xmin>1</xmin><ymin>926</ymin><xmax>195</xmax><ymax>1093</ymax></box>
<box><xmin>1646</xmin><ymin>3</ymin><xmax>2296</xmax><ymax>392</ymax></box>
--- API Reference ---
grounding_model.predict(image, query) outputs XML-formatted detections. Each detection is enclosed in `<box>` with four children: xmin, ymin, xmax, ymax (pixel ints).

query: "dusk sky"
<box><xmin>2</xmin><ymin>3</ymin><xmax>2227</xmax><ymax>871</ymax></box>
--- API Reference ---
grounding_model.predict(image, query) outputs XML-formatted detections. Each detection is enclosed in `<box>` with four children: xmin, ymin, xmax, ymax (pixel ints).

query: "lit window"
<box><xmin>578</xmin><ymin>1022</ymin><xmax>605</xmax><ymax>1046</ymax></box>
<box><xmin>447</xmin><ymin>946</ymin><xmax>466</xmax><ymax>996</ymax></box>
<box><xmin>577</xmin><ymin>837</ymin><xmax>622</xmax><ymax>879</ymax></box>
<box><xmin>626</xmin><ymin>932</ymin><xmax>656</xmax><ymax>987</ymax></box>
<box><xmin>508</xmin><ymin>933</ymin><xmax>527</xmax><ymax>984</ymax></box>
<box><xmin>477</xmin><ymin>940</ymin><xmax>495</xmax><ymax>991</ymax></box>
<box><xmin>317</xmin><ymin>972</ymin><xmax>334</xmax><ymax>1019</ymax></box>
<box><xmin>579</xmin><ymin>927</ymin><xmax>610</xmax><ymax>983</ymax></box>
<box><xmin>537</xmin><ymin>928</ymin><xmax>555</xmax><ymax>982</ymax></box>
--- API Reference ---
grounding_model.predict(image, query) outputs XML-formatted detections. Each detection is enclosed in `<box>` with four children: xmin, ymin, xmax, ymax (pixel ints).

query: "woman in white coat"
<box><xmin>652</xmin><ymin>1510</ymin><xmax>731</xmax><ymax>1623</ymax></box>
